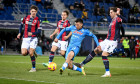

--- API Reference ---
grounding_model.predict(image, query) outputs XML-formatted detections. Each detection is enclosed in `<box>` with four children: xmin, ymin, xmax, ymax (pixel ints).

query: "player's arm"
<box><xmin>86</xmin><ymin>30</ymin><xmax>99</xmax><ymax>46</ymax></box>
<box><xmin>120</xmin><ymin>25</ymin><xmax>125</xmax><ymax>37</ymax></box>
<box><xmin>54</xmin><ymin>26</ymin><xmax>72</xmax><ymax>42</ymax></box>
<box><xmin>17</xmin><ymin>17</ymin><xmax>25</xmax><ymax>39</ymax></box>
<box><xmin>50</xmin><ymin>29</ymin><xmax>59</xmax><ymax>39</ymax></box>
<box><xmin>117</xmin><ymin>8</ymin><xmax>127</xmax><ymax>23</ymax></box>
<box><xmin>29</xmin><ymin>20</ymin><xmax>42</xmax><ymax>36</ymax></box>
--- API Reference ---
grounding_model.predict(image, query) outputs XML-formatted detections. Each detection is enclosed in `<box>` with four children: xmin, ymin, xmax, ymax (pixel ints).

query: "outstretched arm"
<box><xmin>117</xmin><ymin>8</ymin><xmax>127</xmax><ymax>23</ymax></box>
<box><xmin>92</xmin><ymin>34</ymin><xmax>99</xmax><ymax>46</ymax></box>
<box><xmin>50</xmin><ymin>29</ymin><xmax>59</xmax><ymax>39</ymax></box>
<box><xmin>17</xmin><ymin>17</ymin><xmax>26</xmax><ymax>39</ymax></box>
<box><xmin>86</xmin><ymin>30</ymin><xmax>99</xmax><ymax>46</ymax></box>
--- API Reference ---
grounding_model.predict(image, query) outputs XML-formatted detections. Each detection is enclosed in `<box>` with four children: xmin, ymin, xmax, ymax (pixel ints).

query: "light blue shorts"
<box><xmin>65</xmin><ymin>46</ymin><xmax>80</xmax><ymax>60</ymax></box>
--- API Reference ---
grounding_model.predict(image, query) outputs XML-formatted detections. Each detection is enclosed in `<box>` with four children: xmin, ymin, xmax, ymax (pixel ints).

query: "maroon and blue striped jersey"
<box><xmin>106</xmin><ymin>16</ymin><xmax>124</xmax><ymax>41</ymax></box>
<box><xmin>21</xmin><ymin>15</ymin><xmax>42</xmax><ymax>38</ymax></box>
<box><xmin>57</xmin><ymin>20</ymin><xmax>70</xmax><ymax>41</ymax></box>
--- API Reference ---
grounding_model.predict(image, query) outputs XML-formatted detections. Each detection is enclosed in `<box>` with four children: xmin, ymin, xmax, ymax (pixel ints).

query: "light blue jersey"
<box><xmin>56</xmin><ymin>25</ymin><xmax>99</xmax><ymax>60</ymax></box>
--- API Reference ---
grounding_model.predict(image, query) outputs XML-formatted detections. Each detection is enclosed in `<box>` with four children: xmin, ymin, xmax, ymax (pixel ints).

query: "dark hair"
<box><xmin>110</xmin><ymin>7</ymin><xmax>117</xmax><ymax>12</ymax></box>
<box><xmin>63</xmin><ymin>10</ymin><xmax>69</xmax><ymax>16</ymax></box>
<box><xmin>30</xmin><ymin>5</ymin><xmax>38</xmax><ymax>11</ymax></box>
<box><xmin>75</xmin><ymin>18</ymin><xmax>83</xmax><ymax>24</ymax></box>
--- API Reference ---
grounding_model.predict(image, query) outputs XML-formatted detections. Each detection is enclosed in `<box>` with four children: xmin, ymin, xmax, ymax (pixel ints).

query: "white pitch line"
<box><xmin>0</xmin><ymin>77</ymin><xmax>64</xmax><ymax>84</ymax></box>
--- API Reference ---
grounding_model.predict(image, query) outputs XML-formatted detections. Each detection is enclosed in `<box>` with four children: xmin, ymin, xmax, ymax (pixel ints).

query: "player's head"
<box><xmin>30</xmin><ymin>5</ymin><xmax>38</xmax><ymax>18</ymax></box>
<box><xmin>61</xmin><ymin>10</ymin><xmax>69</xmax><ymax>21</ymax></box>
<box><xmin>109</xmin><ymin>7</ymin><xmax>117</xmax><ymax>19</ymax></box>
<box><xmin>75</xmin><ymin>18</ymin><xmax>83</xmax><ymax>30</ymax></box>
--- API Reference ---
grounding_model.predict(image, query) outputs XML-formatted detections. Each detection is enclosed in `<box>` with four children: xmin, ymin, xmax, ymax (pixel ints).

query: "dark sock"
<box><xmin>82</xmin><ymin>51</ymin><xmax>96</xmax><ymax>65</ymax></box>
<box><xmin>102</xmin><ymin>56</ymin><xmax>109</xmax><ymax>71</ymax></box>
<box><xmin>31</xmin><ymin>56</ymin><xmax>35</xmax><ymax>68</ymax></box>
<box><xmin>49</xmin><ymin>51</ymin><xmax>54</xmax><ymax>63</ymax></box>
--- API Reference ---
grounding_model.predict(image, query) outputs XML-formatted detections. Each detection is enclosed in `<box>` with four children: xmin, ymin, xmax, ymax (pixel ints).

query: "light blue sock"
<box><xmin>72</xmin><ymin>65</ymin><xmax>82</xmax><ymax>72</ymax></box>
<box><xmin>62</xmin><ymin>62</ymin><xmax>68</xmax><ymax>70</ymax></box>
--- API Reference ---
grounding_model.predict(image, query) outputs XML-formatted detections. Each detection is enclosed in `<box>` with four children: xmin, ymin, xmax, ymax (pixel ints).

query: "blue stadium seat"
<box><xmin>47</xmin><ymin>14</ymin><xmax>52</xmax><ymax>18</ymax></box>
<box><xmin>47</xmin><ymin>9</ymin><xmax>53</xmax><ymax>13</ymax></box>
<box><xmin>41</xmin><ymin>14</ymin><xmax>46</xmax><ymax>17</ymax></box>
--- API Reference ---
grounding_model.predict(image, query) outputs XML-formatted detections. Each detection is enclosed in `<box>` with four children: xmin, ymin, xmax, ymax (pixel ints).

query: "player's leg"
<box><xmin>60</xmin><ymin>50</ymin><xmax>66</xmax><ymax>58</ymax></box>
<box><xmin>101</xmin><ymin>40</ymin><xmax>117</xmax><ymax>77</ymax></box>
<box><xmin>59</xmin><ymin>47</ymin><xmax>72</xmax><ymax>75</ymax></box>
<box><xmin>29</xmin><ymin>37</ymin><xmax>38</xmax><ymax>72</ymax></box>
<box><xmin>49</xmin><ymin>45</ymin><xmax>58</xmax><ymax>63</ymax></box>
<box><xmin>76</xmin><ymin>46</ymin><xmax>102</xmax><ymax>67</ymax></box>
<box><xmin>29</xmin><ymin>48</ymin><xmax>36</xmax><ymax>72</ymax></box>
<box><xmin>60</xmin><ymin>51</ymin><xmax>74</xmax><ymax>72</ymax></box>
<box><xmin>21</xmin><ymin>38</ymin><xmax>30</xmax><ymax>56</ymax></box>
<box><xmin>21</xmin><ymin>48</ymin><xmax>28</xmax><ymax>56</ymax></box>
<box><xmin>60</xmin><ymin>41</ymin><xmax>68</xmax><ymax>58</ymax></box>
<box><xmin>101</xmin><ymin>51</ymin><xmax>111</xmax><ymax>77</ymax></box>
<box><xmin>74</xmin><ymin>40</ymin><xmax>105</xmax><ymax>68</ymax></box>
<box><xmin>68</xmin><ymin>60</ymin><xmax>86</xmax><ymax>75</ymax></box>
<box><xmin>42</xmin><ymin>41</ymin><xmax>59</xmax><ymax>67</ymax></box>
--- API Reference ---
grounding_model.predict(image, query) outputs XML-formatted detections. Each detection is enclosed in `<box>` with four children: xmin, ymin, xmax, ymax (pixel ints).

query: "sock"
<box><xmin>80</xmin><ymin>51</ymin><xmax>96</xmax><ymax>67</ymax></box>
<box><xmin>62</xmin><ymin>62</ymin><xmax>68</xmax><ymax>71</ymax></box>
<box><xmin>72</xmin><ymin>65</ymin><xmax>82</xmax><ymax>72</ymax></box>
<box><xmin>102</xmin><ymin>56</ymin><xmax>109</xmax><ymax>72</ymax></box>
<box><xmin>31</xmin><ymin>56</ymin><xmax>36</xmax><ymax>68</ymax></box>
<box><xmin>49</xmin><ymin>51</ymin><xmax>54</xmax><ymax>63</ymax></box>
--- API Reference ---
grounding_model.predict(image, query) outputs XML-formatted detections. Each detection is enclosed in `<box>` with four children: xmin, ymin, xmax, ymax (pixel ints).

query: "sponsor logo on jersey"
<box><xmin>73</xmin><ymin>30</ymin><xmax>83</xmax><ymax>35</ymax></box>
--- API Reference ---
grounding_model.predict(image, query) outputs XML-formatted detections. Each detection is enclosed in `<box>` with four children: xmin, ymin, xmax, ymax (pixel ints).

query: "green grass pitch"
<box><xmin>0</xmin><ymin>55</ymin><xmax>140</xmax><ymax>84</ymax></box>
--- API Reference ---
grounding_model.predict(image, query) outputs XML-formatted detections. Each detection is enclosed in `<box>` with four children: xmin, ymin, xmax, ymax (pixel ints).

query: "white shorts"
<box><xmin>21</xmin><ymin>37</ymin><xmax>38</xmax><ymax>49</ymax></box>
<box><xmin>100</xmin><ymin>39</ymin><xmax>118</xmax><ymax>53</ymax></box>
<box><xmin>52</xmin><ymin>40</ymin><xmax>68</xmax><ymax>51</ymax></box>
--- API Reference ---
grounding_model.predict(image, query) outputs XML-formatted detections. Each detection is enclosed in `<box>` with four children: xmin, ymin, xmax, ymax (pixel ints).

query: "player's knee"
<box><xmin>94</xmin><ymin>46</ymin><xmax>101</xmax><ymax>54</ymax></box>
<box><xmin>60</xmin><ymin>51</ymin><xmax>65</xmax><ymax>56</ymax></box>
<box><xmin>51</xmin><ymin>46</ymin><xmax>57</xmax><ymax>52</ymax></box>
<box><xmin>22</xmin><ymin>52</ymin><xmax>27</xmax><ymax>56</ymax></box>
<box><xmin>29</xmin><ymin>52</ymin><xmax>34</xmax><ymax>56</ymax></box>
<box><xmin>50</xmin><ymin>49</ymin><xmax>55</xmax><ymax>52</ymax></box>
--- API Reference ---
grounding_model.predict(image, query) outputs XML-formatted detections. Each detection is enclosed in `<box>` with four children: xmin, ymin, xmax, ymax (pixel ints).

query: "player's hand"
<box><xmin>28</xmin><ymin>32</ymin><xmax>32</xmax><ymax>36</ymax></box>
<box><xmin>117</xmin><ymin>8</ymin><xmax>120</xmax><ymax>15</ymax></box>
<box><xmin>54</xmin><ymin>38</ymin><xmax>58</xmax><ymax>43</ymax></box>
<box><xmin>64</xmin><ymin>36</ymin><xmax>69</xmax><ymax>40</ymax></box>
<box><xmin>17</xmin><ymin>33</ymin><xmax>21</xmax><ymax>39</ymax></box>
<box><xmin>50</xmin><ymin>34</ymin><xmax>53</xmax><ymax>39</ymax></box>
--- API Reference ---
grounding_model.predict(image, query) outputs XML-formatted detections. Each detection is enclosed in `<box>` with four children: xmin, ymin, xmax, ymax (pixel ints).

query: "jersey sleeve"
<box><xmin>21</xmin><ymin>16</ymin><xmax>26</xmax><ymax>24</ymax></box>
<box><xmin>117</xmin><ymin>17</ymin><xmax>122</xmax><ymax>23</ymax></box>
<box><xmin>19</xmin><ymin>16</ymin><xmax>26</xmax><ymax>33</ymax></box>
<box><xmin>118</xmin><ymin>15</ymin><xmax>127</xmax><ymax>23</ymax></box>
<box><xmin>85</xmin><ymin>29</ymin><xmax>99</xmax><ymax>46</ymax></box>
<box><xmin>37</xmin><ymin>20</ymin><xmax>42</xmax><ymax>30</ymax></box>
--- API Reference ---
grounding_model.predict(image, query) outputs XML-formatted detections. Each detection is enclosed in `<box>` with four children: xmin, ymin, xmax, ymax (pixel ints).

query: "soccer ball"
<box><xmin>48</xmin><ymin>62</ymin><xmax>57</xmax><ymax>71</ymax></box>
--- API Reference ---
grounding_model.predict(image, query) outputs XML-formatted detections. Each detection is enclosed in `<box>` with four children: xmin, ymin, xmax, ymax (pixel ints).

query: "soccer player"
<box><xmin>17</xmin><ymin>5</ymin><xmax>42</xmax><ymax>72</ymax></box>
<box><xmin>54</xmin><ymin>19</ymin><xmax>99</xmax><ymax>75</ymax></box>
<box><xmin>42</xmin><ymin>10</ymin><xmax>71</xmax><ymax>66</ymax></box>
<box><xmin>74</xmin><ymin>7</ymin><xmax>127</xmax><ymax>77</ymax></box>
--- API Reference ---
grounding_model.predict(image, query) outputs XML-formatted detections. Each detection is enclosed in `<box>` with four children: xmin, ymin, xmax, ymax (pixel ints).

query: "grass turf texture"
<box><xmin>0</xmin><ymin>55</ymin><xmax>140</xmax><ymax>84</ymax></box>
